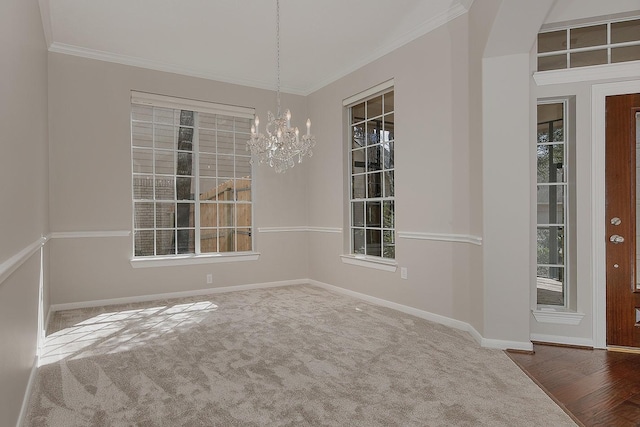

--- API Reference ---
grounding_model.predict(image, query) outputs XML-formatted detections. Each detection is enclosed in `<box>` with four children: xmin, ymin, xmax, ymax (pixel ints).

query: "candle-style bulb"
<box><xmin>306</xmin><ymin>118</ymin><xmax>311</xmax><ymax>136</ymax></box>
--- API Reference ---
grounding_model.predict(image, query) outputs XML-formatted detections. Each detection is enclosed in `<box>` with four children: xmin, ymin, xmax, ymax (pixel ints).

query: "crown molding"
<box><xmin>48</xmin><ymin>42</ymin><xmax>307</xmax><ymax>96</ymax></box>
<box><xmin>46</xmin><ymin>0</ymin><xmax>473</xmax><ymax>96</ymax></box>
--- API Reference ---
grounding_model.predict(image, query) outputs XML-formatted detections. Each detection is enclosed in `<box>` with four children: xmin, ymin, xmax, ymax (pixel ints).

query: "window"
<box><xmin>537</xmin><ymin>17</ymin><xmax>640</xmax><ymax>71</ymax></box>
<box><xmin>536</xmin><ymin>100</ymin><xmax>569</xmax><ymax>306</ymax></box>
<box><xmin>131</xmin><ymin>92</ymin><xmax>254</xmax><ymax>258</ymax></box>
<box><xmin>347</xmin><ymin>88</ymin><xmax>395</xmax><ymax>259</ymax></box>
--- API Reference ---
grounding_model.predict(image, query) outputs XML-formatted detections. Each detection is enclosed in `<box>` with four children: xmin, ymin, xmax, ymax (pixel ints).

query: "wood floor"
<box><xmin>507</xmin><ymin>344</ymin><xmax>640</xmax><ymax>426</ymax></box>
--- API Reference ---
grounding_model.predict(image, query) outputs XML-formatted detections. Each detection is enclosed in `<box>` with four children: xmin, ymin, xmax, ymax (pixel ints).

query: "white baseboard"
<box><xmin>530</xmin><ymin>333</ymin><xmax>594</xmax><ymax>348</ymax></box>
<box><xmin>306</xmin><ymin>280</ymin><xmax>532</xmax><ymax>351</ymax></box>
<box><xmin>50</xmin><ymin>280</ymin><xmax>303</xmax><ymax>312</ymax></box>
<box><xmin>480</xmin><ymin>337</ymin><xmax>534</xmax><ymax>351</ymax></box>
<box><xmin>48</xmin><ymin>278</ymin><xmax>535</xmax><ymax>351</ymax></box>
<box><xmin>17</xmin><ymin>356</ymin><xmax>38</xmax><ymax>427</ymax></box>
<box><xmin>308</xmin><ymin>280</ymin><xmax>471</xmax><ymax>331</ymax></box>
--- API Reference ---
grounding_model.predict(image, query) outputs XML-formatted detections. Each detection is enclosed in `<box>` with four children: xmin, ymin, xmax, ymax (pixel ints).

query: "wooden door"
<box><xmin>606</xmin><ymin>93</ymin><xmax>640</xmax><ymax>348</ymax></box>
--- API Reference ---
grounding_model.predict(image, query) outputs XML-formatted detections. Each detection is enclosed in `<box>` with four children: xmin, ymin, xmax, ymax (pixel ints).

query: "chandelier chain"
<box><xmin>276</xmin><ymin>0</ymin><xmax>281</xmax><ymax>117</ymax></box>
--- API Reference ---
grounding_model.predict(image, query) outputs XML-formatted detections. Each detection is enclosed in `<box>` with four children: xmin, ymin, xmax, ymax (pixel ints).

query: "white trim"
<box><xmin>339</xmin><ymin>255</ymin><xmax>398</xmax><ymax>272</ymax></box>
<box><xmin>397</xmin><ymin>231</ymin><xmax>483</xmax><ymax>246</ymax></box>
<box><xmin>50</xmin><ymin>230</ymin><xmax>131</xmax><ymax>239</ymax></box>
<box><xmin>50</xmin><ymin>279</ymin><xmax>302</xmax><ymax>312</ymax></box>
<box><xmin>308</xmin><ymin>280</ymin><xmax>532</xmax><ymax>351</ymax></box>
<box><xmin>532</xmin><ymin>308</ymin><xmax>585</xmax><ymax>325</ymax></box>
<box><xmin>479</xmin><ymin>337</ymin><xmax>533</xmax><ymax>352</ymax></box>
<box><xmin>46</xmin><ymin>2</ymin><xmax>471</xmax><ymax>97</ymax></box>
<box><xmin>131</xmin><ymin>91</ymin><xmax>254</xmax><ymax>119</ymax></box>
<box><xmin>307</xmin><ymin>227</ymin><xmax>342</xmax><ymax>233</ymax></box>
<box><xmin>130</xmin><ymin>252</ymin><xmax>260</xmax><ymax>268</ymax></box>
<box><xmin>309</xmin><ymin>280</ymin><xmax>470</xmax><ymax>330</ymax></box>
<box><xmin>37</xmin><ymin>0</ymin><xmax>53</xmax><ymax>48</ymax></box>
<box><xmin>534</xmin><ymin>61</ymin><xmax>640</xmax><ymax>86</ymax></box>
<box><xmin>343</xmin><ymin>79</ymin><xmax>395</xmax><ymax>107</ymax></box>
<box><xmin>539</xmin><ymin>11</ymin><xmax>640</xmax><ymax>33</ymax></box>
<box><xmin>0</xmin><ymin>236</ymin><xmax>48</xmax><ymax>286</ymax></box>
<box><xmin>592</xmin><ymin>80</ymin><xmax>640</xmax><ymax>349</ymax></box>
<box><xmin>17</xmin><ymin>356</ymin><xmax>38</xmax><ymax>427</ymax></box>
<box><xmin>42</xmin><ymin>307</ymin><xmax>53</xmax><ymax>354</ymax></box>
<box><xmin>258</xmin><ymin>226</ymin><xmax>342</xmax><ymax>233</ymax></box>
<box><xmin>530</xmin><ymin>333</ymin><xmax>594</xmax><ymax>348</ymax></box>
<box><xmin>49</xmin><ymin>42</ymin><xmax>308</xmax><ymax>96</ymax></box>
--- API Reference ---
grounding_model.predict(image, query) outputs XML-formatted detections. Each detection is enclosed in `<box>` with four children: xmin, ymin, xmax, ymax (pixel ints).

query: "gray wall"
<box><xmin>48</xmin><ymin>54</ymin><xmax>310</xmax><ymax>304</ymax></box>
<box><xmin>306</xmin><ymin>15</ymin><xmax>484</xmax><ymax>330</ymax></box>
<box><xmin>0</xmin><ymin>0</ymin><xmax>49</xmax><ymax>424</ymax></box>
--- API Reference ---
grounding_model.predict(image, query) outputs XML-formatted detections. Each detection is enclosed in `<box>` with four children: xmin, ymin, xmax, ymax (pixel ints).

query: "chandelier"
<box><xmin>247</xmin><ymin>0</ymin><xmax>316</xmax><ymax>173</ymax></box>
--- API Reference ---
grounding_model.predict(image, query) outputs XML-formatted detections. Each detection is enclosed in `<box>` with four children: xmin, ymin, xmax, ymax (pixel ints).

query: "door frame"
<box><xmin>592</xmin><ymin>80</ymin><xmax>640</xmax><ymax>349</ymax></box>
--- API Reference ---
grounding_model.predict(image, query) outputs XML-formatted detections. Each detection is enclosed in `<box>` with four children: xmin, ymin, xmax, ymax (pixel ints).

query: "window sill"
<box><xmin>532</xmin><ymin>307</ymin><xmax>585</xmax><ymax>325</ymax></box>
<box><xmin>340</xmin><ymin>254</ymin><xmax>398</xmax><ymax>272</ymax></box>
<box><xmin>130</xmin><ymin>252</ymin><xmax>260</xmax><ymax>268</ymax></box>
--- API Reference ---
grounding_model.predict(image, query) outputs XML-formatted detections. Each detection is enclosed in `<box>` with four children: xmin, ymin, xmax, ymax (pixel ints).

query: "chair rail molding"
<box><xmin>258</xmin><ymin>226</ymin><xmax>342</xmax><ymax>233</ymax></box>
<box><xmin>397</xmin><ymin>231</ymin><xmax>482</xmax><ymax>245</ymax></box>
<box><xmin>50</xmin><ymin>230</ymin><xmax>131</xmax><ymax>239</ymax></box>
<box><xmin>0</xmin><ymin>235</ymin><xmax>48</xmax><ymax>286</ymax></box>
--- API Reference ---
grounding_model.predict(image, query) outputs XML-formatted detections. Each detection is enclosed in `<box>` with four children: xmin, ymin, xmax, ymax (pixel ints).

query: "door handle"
<box><xmin>610</xmin><ymin>234</ymin><xmax>625</xmax><ymax>244</ymax></box>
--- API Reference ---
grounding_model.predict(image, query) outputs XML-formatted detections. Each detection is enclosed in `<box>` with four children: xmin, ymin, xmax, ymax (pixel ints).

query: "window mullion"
<box><xmin>194</xmin><ymin>113</ymin><xmax>201</xmax><ymax>255</ymax></box>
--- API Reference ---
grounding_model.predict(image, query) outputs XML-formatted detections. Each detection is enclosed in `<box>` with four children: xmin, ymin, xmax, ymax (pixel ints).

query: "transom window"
<box><xmin>537</xmin><ymin>17</ymin><xmax>640</xmax><ymax>71</ymax></box>
<box><xmin>131</xmin><ymin>92</ymin><xmax>254</xmax><ymax>258</ymax></box>
<box><xmin>348</xmin><ymin>88</ymin><xmax>395</xmax><ymax>259</ymax></box>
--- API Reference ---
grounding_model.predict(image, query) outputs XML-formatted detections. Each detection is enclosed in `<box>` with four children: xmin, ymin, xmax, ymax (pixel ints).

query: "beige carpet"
<box><xmin>25</xmin><ymin>285</ymin><xmax>576</xmax><ymax>426</ymax></box>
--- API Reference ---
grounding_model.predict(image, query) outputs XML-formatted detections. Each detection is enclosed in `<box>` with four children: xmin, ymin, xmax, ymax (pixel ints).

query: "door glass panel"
<box><xmin>537</xmin><ymin>145</ymin><xmax>565</xmax><ymax>183</ymax></box>
<box><xmin>537</xmin><ymin>266</ymin><xmax>565</xmax><ymax>306</ymax></box>
<box><xmin>537</xmin><ymin>226</ymin><xmax>565</xmax><ymax>265</ymax></box>
<box><xmin>537</xmin><ymin>185</ymin><xmax>564</xmax><ymax>224</ymax></box>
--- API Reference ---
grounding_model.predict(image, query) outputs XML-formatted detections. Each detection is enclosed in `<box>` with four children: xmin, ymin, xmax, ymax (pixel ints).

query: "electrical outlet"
<box><xmin>400</xmin><ymin>267</ymin><xmax>408</xmax><ymax>280</ymax></box>
<box><xmin>206</xmin><ymin>274</ymin><xmax>213</xmax><ymax>284</ymax></box>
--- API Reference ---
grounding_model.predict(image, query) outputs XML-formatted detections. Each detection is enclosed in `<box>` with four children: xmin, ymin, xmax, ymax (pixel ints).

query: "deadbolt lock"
<box><xmin>611</xmin><ymin>217</ymin><xmax>622</xmax><ymax>226</ymax></box>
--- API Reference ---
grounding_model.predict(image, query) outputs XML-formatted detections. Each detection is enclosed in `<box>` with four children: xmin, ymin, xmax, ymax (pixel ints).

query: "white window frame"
<box><xmin>537</xmin><ymin>16</ymin><xmax>640</xmax><ymax>72</ymax></box>
<box><xmin>536</xmin><ymin>99</ymin><xmax>570</xmax><ymax>308</ymax></box>
<box><xmin>344</xmin><ymin>81</ymin><xmax>395</xmax><ymax>265</ymax></box>
<box><xmin>130</xmin><ymin>91</ymin><xmax>259</xmax><ymax>267</ymax></box>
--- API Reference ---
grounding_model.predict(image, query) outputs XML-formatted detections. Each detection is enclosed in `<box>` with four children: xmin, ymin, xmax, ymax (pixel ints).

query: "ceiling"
<box><xmin>39</xmin><ymin>0</ymin><xmax>473</xmax><ymax>95</ymax></box>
